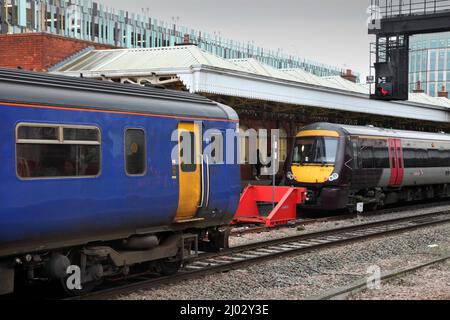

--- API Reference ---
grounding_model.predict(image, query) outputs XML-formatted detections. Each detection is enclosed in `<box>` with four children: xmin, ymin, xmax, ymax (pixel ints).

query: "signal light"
<box><xmin>375</xmin><ymin>83</ymin><xmax>393</xmax><ymax>99</ymax></box>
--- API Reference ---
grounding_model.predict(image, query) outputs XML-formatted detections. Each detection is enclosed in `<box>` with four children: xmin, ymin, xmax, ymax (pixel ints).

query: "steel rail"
<box><xmin>230</xmin><ymin>199</ymin><xmax>450</xmax><ymax>236</ymax></box>
<box><xmin>308</xmin><ymin>253</ymin><xmax>450</xmax><ymax>300</ymax></box>
<box><xmin>71</xmin><ymin>209</ymin><xmax>450</xmax><ymax>300</ymax></box>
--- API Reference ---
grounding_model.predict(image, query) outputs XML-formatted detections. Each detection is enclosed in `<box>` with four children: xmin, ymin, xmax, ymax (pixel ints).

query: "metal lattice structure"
<box><xmin>0</xmin><ymin>0</ymin><xmax>350</xmax><ymax>78</ymax></box>
<box><xmin>369</xmin><ymin>0</ymin><xmax>450</xmax><ymax>100</ymax></box>
<box><xmin>371</xmin><ymin>0</ymin><xmax>450</xmax><ymax>19</ymax></box>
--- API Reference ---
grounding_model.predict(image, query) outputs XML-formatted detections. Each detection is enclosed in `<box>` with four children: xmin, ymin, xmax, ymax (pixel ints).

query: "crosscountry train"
<box><xmin>285</xmin><ymin>122</ymin><xmax>450</xmax><ymax>211</ymax></box>
<box><xmin>0</xmin><ymin>68</ymin><xmax>240</xmax><ymax>295</ymax></box>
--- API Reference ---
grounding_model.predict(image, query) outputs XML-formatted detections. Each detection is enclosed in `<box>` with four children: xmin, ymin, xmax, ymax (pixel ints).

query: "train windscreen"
<box><xmin>292</xmin><ymin>137</ymin><xmax>338</xmax><ymax>165</ymax></box>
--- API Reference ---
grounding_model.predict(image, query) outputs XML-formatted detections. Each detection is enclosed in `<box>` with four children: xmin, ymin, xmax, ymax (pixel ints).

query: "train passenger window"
<box><xmin>180</xmin><ymin>131</ymin><xmax>197</xmax><ymax>172</ymax></box>
<box><xmin>373</xmin><ymin>147</ymin><xmax>389</xmax><ymax>168</ymax></box>
<box><xmin>125</xmin><ymin>129</ymin><xmax>147</xmax><ymax>176</ymax></box>
<box><xmin>350</xmin><ymin>139</ymin><xmax>359</xmax><ymax>169</ymax></box>
<box><xmin>16</xmin><ymin>124</ymin><xmax>101</xmax><ymax>179</ymax></box>
<box><xmin>416</xmin><ymin>149</ymin><xmax>429</xmax><ymax>168</ymax></box>
<box><xmin>17</xmin><ymin>126</ymin><xmax>58</xmax><ymax>141</ymax></box>
<box><xmin>428</xmin><ymin>150</ymin><xmax>440</xmax><ymax>167</ymax></box>
<box><xmin>208</xmin><ymin>133</ymin><xmax>224</xmax><ymax>164</ymax></box>
<box><xmin>440</xmin><ymin>150</ymin><xmax>450</xmax><ymax>167</ymax></box>
<box><xmin>360</xmin><ymin>147</ymin><xmax>374</xmax><ymax>169</ymax></box>
<box><xmin>63</xmin><ymin>128</ymin><xmax>99</xmax><ymax>142</ymax></box>
<box><xmin>403</xmin><ymin>149</ymin><xmax>415</xmax><ymax>168</ymax></box>
<box><xmin>211</xmin><ymin>136</ymin><xmax>216</xmax><ymax>158</ymax></box>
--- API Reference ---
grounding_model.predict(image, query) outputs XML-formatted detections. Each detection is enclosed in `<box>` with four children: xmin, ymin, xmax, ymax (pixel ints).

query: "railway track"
<box><xmin>72</xmin><ymin>208</ymin><xmax>450</xmax><ymax>300</ymax></box>
<box><xmin>309</xmin><ymin>253</ymin><xmax>450</xmax><ymax>300</ymax></box>
<box><xmin>230</xmin><ymin>199</ymin><xmax>450</xmax><ymax>236</ymax></box>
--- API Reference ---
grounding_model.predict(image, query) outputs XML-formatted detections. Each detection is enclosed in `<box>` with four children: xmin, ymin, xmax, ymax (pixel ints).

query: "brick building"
<box><xmin>0</xmin><ymin>33</ymin><xmax>113</xmax><ymax>71</ymax></box>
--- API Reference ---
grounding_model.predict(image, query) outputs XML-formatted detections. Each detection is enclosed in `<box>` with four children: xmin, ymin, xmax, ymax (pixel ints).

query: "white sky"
<box><xmin>101</xmin><ymin>0</ymin><xmax>374</xmax><ymax>79</ymax></box>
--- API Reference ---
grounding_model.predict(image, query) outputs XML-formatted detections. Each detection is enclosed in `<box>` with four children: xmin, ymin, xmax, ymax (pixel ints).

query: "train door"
<box><xmin>175</xmin><ymin>122</ymin><xmax>202</xmax><ymax>222</ymax></box>
<box><xmin>388</xmin><ymin>138</ymin><xmax>404</xmax><ymax>187</ymax></box>
<box><xmin>388</xmin><ymin>139</ymin><xmax>398</xmax><ymax>186</ymax></box>
<box><xmin>394</xmin><ymin>139</ymin><xmax>404</xmax><ymax>186</ymax></box>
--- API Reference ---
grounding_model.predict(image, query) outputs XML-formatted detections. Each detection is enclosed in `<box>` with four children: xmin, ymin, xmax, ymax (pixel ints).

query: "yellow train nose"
<box><xmin>291</xmin><ymin>165</ymin><xmax>335</xmax><ymax>184</ymax></box>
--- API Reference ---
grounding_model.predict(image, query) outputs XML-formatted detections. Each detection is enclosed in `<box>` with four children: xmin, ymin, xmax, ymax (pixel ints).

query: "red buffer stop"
<box><xmin>232</xmin><ymin>186</ymin><xmax>307</xmax><ymax>228</ymax></box>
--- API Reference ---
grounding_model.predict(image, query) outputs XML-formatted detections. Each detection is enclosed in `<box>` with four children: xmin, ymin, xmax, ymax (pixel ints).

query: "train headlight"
<box><xmin>328</xmin><ymin>173</ymin><xmax>339</xmax><ymax>182</ymax></box>
<box><xmin>287</xmin><ymin>171</ymin><xmax>294</xmax><ymax>180</ymax></box>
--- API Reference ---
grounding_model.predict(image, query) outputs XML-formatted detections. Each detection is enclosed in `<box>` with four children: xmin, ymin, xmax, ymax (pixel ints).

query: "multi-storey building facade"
<box><xmin>0</xmin><ymin>0</ymin><xmax>349</xmax><ymax>77</ymax></box>
<box><xmin>410</xmin><ymin>32</ymin><xmax>450</xmax><ymax>96</ymax></box>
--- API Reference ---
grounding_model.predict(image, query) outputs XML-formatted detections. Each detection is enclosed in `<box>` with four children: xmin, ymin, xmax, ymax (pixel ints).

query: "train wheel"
<box><xmin>366</xmin><ymin>203</ymin><xmax>378</xmax><ymax>212</ymax></box>
<box><xmin>158</xmin><ymin>259</ymin><xmax>181</xmax><ymax>276</ymax></box>
<box><xmin>58</xmin><ymin>252</ymin><xmax>103</xmax><ymax>297</ymax></box>
<box><xmin>59</xmin><ymin>277</ymin><xmax>102</xmax><ymax>297</ymax></box>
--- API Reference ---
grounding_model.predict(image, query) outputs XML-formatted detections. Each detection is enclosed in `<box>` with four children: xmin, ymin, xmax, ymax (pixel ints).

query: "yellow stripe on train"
<box><xmin>297</xmin><ymin>130</ymin><xmax>340</xmax><ymax>138</ymax></box>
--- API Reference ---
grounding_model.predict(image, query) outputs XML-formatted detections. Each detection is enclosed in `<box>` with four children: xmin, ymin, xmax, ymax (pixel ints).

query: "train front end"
<box><xmin>284</xmin><ymin>123</ymin><xmax>351</xmax><ymax>210</ymax></box>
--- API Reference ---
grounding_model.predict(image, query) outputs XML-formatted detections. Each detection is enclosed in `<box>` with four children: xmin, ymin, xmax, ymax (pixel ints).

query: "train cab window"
<box><xmin>16</xmin><ymin>124</ymin><xmax>101</xmax><ymax>179</ymax></box>
<box><xmin>125</xmin><ymin>129</ymin><xmax>147</xmax><ymax>176</ymax></box>
<box><xmin>292</xmin><ymin>137</ymin><xmax>338</xmax><ymax>165</ymax></box>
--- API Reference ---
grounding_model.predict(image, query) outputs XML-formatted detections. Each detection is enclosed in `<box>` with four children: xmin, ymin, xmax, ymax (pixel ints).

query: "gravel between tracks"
<box><xmin>348</xmin><ymin>261</ymin><xmax>450</xmax><ymax>300</ymax></box>
<box><xmin>119</xmin><ymin>205</ymin><xmax>450</xmax><ymax>300</ymax></box>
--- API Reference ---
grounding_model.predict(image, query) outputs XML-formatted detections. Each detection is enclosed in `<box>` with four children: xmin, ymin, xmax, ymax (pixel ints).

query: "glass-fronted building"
<box><xmin>0</xmin><ymin>0</ymin><xmax>348</xmax><ymax>77</ymax></box>
<box><xmin>409</xmin><ymin>32</ymin><xmax>450</xmax><ymax>96</ymax></box>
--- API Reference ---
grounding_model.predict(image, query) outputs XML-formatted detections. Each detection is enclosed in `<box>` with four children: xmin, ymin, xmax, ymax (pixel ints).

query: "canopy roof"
<box><xmin>51</xmin><ymin>45</ymin><xmax>450</xmax><ymax>123</ymax></box>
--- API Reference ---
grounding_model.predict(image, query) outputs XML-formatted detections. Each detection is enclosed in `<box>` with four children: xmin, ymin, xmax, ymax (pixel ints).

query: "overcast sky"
<box><xmin>101</xmin><ymin>0</ymin><xmax>373</xmax><ymax>79</ymax></box>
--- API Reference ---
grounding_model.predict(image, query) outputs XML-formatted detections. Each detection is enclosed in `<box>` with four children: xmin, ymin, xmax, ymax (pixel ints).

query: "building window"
<box><xmin>279</xmin><ymin>128</ymin><xmax>288</xmax><ymax>162</ymax></box>
<box><xmin>125</xmin><ymin>129</ymin><xmax>147</xmax><ymax>176</ymax></box>
<box><xmin>16</xmin><ymin>124</ymin><xmax>101</xmax><ymax>179</ymax></box>
<box><xmin>430</xmin><ymin>83</ymin><xmax>436</xmax><ymax>96</ymax></box>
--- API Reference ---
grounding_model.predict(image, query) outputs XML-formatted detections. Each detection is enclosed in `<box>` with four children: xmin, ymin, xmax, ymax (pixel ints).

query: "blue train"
<box><xmin>0</xmin><ymin>68</ymin><xmax>241</xmax><ymax>295</ymax></box>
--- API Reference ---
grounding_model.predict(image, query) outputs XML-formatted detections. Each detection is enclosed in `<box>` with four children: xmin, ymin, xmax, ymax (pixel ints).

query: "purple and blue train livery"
<box><xmin>0</xmin><ymin>68</ymin><xmax>240</xmax><ymax>295</ymax></box>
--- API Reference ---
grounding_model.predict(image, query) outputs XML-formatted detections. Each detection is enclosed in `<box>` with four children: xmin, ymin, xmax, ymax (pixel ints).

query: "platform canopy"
<box><xmin>51</xmin><ymin>45</ymin><xmax>450</xmax><ymax>123</ymax></box>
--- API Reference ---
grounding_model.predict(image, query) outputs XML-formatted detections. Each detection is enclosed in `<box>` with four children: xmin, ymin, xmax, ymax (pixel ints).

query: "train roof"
<box><xmin>301</xmin><ymin>122</ymin><xmax>450</xmax><ymax>142</ymax></box>
<box><xmin>0</xmin><ymin>68</ymin><xmax>238</xmax><ymax>121</ymax></box>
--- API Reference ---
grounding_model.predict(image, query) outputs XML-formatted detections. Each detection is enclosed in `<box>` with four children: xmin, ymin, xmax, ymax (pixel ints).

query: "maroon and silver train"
<box><xmin>284</xmin><ymin>122</ymin><xmax>450</xmax><ymax>211</ymax></box>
